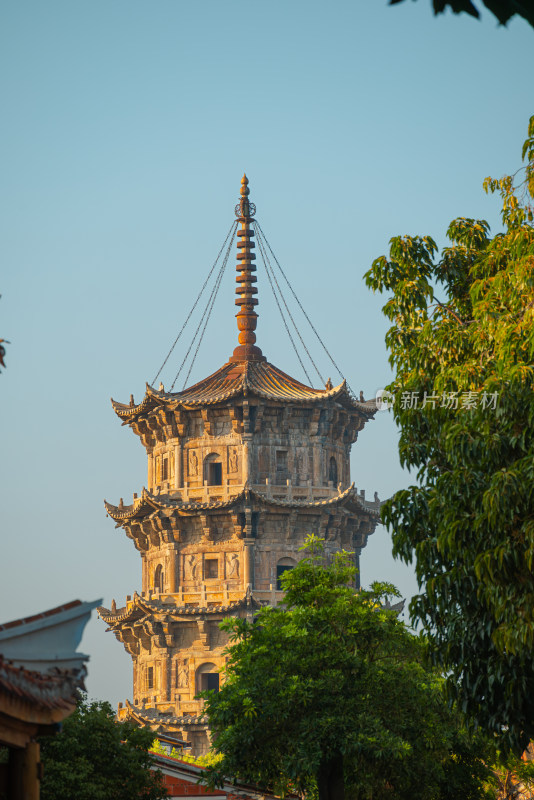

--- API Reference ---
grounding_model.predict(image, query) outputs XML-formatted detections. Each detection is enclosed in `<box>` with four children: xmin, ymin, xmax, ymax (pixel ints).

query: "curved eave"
<box><xmin>98</xmin><ymin>592</ymin><xmax>264</xmax><ymax>627</ymax></box>
<box><xmin>344</xmin><ymin>489</ymin><xmax>383</xmax><ymax>519</ymax></box>
<box><xmin>111</xmin><ymin>361</ymin><xmax>377</xmax><ymax>423</ymax></box>
<box><xmin>104</xmin><ymin>490</ymin><xmax>162</xmax><ymax>522</ymax></box>
<box><xmin>125</xmin><ymin>700</ymin><xmax>208</xmax><ymax>727</ymax></box>
<box><xmin>111</xmin><ymin>392</ymin><xmax>154</xmax><ymax>420</ymax></box>
<box><xmin>104</xmin><ymin>488</ymin><xmax>249</xmax><ymax>522</ymax></box>
<box><xmin>105</xmin><ymin>484</ymin><xmax>382</xmax><ymax>524</ymax></box>
<box><xmin>251</xmin><ymin>485</ymin><xmax>382</xmax><ymax>517</ymax></box>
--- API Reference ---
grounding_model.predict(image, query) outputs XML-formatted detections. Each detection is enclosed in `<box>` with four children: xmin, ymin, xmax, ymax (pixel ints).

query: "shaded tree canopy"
<box><xmin>203</xmin><ymin>537</ymin><xmax>493</xmax><ymax>800</ymax></box>
<box><xmin>389</xmin><ymin>0</ymin><xmax>534</xmax><ymax>28</ymax></box>
<box><xmin>365</xmin><ymin>115</ymin><xmax>534</xmax><ymax>752</ymax></box>
<box><xmin>39</xmin><ymin>696</ymin><xmax>166</xmax><ymax>800</ymax></box>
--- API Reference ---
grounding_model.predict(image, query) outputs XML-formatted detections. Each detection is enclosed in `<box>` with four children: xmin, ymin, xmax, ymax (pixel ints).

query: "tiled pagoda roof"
<box><xmin>111</xmin><ymin>359</ymin><xmax>377</xmax><ymax>420</ymax></box>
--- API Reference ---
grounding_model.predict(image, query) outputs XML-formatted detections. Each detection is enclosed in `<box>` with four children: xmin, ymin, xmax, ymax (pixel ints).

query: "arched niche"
<box><xmin>153</xmin><ymin>563</ymin><xmax>164</xmax><ymax>593</ymax></box>
<box><xmin>328</xmin><ymin>456</ymin><xmax>338</xmax><ymax>485</ymax></box>
<box><xmin>276</xmin><ymin>556</ymin><xmax>297</xmax><ymax>590</ymax></box>
<box><xmin>196</xmin><ymin>662</ymin><xmax>219</xmax><ymax>693</ymax></box>
<box><xmin>204</xmin><ymin>453</ymin><xmax>223</xmax><ymax>486</ymax></box>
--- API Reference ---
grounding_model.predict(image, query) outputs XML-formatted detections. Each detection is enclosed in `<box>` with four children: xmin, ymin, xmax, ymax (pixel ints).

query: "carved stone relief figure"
<box><xmin>229</xmin><ymin>448</ymin><xmax>239</xmax><ymax>473</ymax></box>
<box><xmin>226</xmin><ymin>552</ymin><xmax>239</xmax><ymax>578</ymax></box>
<box><xmin>189</xmin><ymin>450</ymin><xmax>198</xmax><ymax>477</ymax></box>
<box><xmin>177</xmin><ymin>659</ymin><xmax>189</xmax><ymax>688</ymax></box>
<box><xmin>185</xmin><ymin>555</ymin><xmax>197</xmax><ymax>581</ymax></box>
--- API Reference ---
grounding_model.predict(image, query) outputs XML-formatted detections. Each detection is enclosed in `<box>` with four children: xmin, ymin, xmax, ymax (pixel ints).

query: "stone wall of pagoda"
<box><xmin>146</xmin><ymin>400</ymin><xmax>362</xmax><ymax>496</ymax></box>
<box><xmin>131</xmin><ymin>612</ymin><xmax>233</xmax><ymax>714</ymax></box>
<box><xmin>139</xmin><ymin>513</ymin><xmax>244</xmax><ymax>597</ymax></box>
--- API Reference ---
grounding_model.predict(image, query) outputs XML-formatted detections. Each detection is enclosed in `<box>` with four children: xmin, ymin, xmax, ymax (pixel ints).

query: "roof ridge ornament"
<box><xmin>229</xmin><ymin>174</ymin><xmax>266</xmax><ymax>363</ymax></box>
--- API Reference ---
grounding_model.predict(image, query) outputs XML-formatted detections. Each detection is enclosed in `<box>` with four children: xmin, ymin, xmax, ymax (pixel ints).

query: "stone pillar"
<box><xmin>242</xmin><ymin>440</ymin><xmax>251</xmax><ymax>485</ymax></box>
<box><xmin>175</xmin><ymin>442</ymin><xmax>183</xmax><ymax>489</ymax></box>
<box><xmin>141</xmin><ymin>553</ymin><xmax>147</xmax><ymax>594</ymax></box>
<box><xmin>313</xmin><ymin>443</ymin><xmax>322</xmax><ymax>485</ymax></box>
<box><xmin>147</xmin><ymin>453</ymin><xmax>153</xmax><ymax>490</ymax></box>
<box><xmin>243</xmin><ymin>538</ymin><xmax>254</xmax><ymax>589</ymax></box>
<box><xmin>166</xmin><ymin>544</ymin><xmax>179</xmax><ymax>593</ymax></box>
<box><xmin>161</xmin><ymin>657</ymin><xmax>170</xmax><ymax>701</ymax></box>
<box><xmin>11</xmin><ymin>742</ymin><xmax>40</xmax><ymax>800</ymax></box>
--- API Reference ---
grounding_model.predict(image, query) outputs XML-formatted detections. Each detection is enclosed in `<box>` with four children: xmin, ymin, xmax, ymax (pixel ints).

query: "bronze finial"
<box><xmin>229</xmin><ymin>175</ymin><xmax>266</xmax><ymax>363</ymax></box>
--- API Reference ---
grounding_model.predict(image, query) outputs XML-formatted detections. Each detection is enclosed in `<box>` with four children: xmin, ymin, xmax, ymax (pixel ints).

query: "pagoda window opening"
<box><xmin>147</xmin><ymin>666</ymin><xmax>154</xmax><ymax>691</ymax></box>
<box><xmin>162</xmin><ymin>455</ymin><xmax>169</xmax><ymax>481</ymax></box>
<box><xmin>204</xmin><ymin>454</ymin><xmax>223</xmax><ymax>486</ymax></box>
<box><xmin>204</xmin><ymin>559</ymin><xmax>218</xmax><ymax>580</ymax></box>
<box><xmin>154</xmin><ymin>564</ymin><xmax>164</xmax><ymax>593</ymax></box>
<box><xmin>276</xmin><ymin>557</ymin><xmax>297</xmax><ymax>590</ymax></box>
<box><xmin>196</xmin><ymin>663</ymin><xmax>219</xmax><ymax>694</ymax></box>
<box><xmin>276</xmin><ymin>450</ymin><xmax>288</xmax><ymax>483</ymax></box>
<box><xmin>329</xmin><ymin>457</ymin><xmax>338</xmax><ymax>485</ymax></box>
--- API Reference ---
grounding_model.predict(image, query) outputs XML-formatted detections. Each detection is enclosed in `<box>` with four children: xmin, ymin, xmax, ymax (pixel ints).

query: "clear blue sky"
<box><xmin>1</xmin><ymin>0</ymin><xmax>532</xmax><ymax>706</ymax></box>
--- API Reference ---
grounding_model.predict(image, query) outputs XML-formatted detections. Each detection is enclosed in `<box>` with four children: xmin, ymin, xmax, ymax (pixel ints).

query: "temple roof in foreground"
<box><xmin>0</xmin><ymin>656</ymin><xmax>80</xmax><ymax>715</ymax></box>
<box><xmin>112</xmin><ymin>359</ymin><xmax>377</xmax><ymax>421</ymax></box>
<box><xmin>0</xmin><ymin>599</ymin><xmax>100</xmax><ymax>746</ymax></box>
<box><xmin>0</xmin><ymin>598</ymin><xmax>102</xmax><ymax>674</ymax></box>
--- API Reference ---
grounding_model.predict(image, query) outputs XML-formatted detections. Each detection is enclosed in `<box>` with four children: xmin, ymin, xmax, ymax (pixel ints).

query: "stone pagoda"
<box><xmin>98</xmin><ymin>176</ymin><xmax>381</xmax><ymax>755</ymax></box>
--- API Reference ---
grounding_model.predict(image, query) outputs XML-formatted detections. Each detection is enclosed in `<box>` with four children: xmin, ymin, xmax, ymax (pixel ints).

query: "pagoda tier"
<box><xmin>110</xmin><ymin>362</ymin><xmax>376</xmax><ymax>498</ymax></box>
<box><xmin>104</xmin><ymin>484</ymin><xmax>380</xmax><ymax>595</ymax></box>
<box><xmin>112</xmin><ymin>360</ymin><xmax>374</xmax><ymax>431</ymax></box>
<box><xmin>101</xmin><ymin>176</ymin><xmax>382</xmax><ymax>756</ymax></box>
<box><xmin>118</xmin><ymin>702</ymin><xmax>211</xmax><ymax>752</ymax></box>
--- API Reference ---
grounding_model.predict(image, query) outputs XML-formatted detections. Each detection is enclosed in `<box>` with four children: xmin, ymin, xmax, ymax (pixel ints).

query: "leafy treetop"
<box><xmin>203</xmin><ymin>536</ymin><xmax>493</xmax><ymax>800</ymax></box>
<box><xmin>365</xmin><ymin>115</ymin><xmax>534</xmax><ymax>752</ymax></box>
<box><xmin>389</xmin><ymin>0</ymin><xmax>534</xmax><ymax>28</ymax></box>
<box><xmin>39</xmin><ymin>696</ymin><xmax>167</xmax><ymax>800</ymax></box>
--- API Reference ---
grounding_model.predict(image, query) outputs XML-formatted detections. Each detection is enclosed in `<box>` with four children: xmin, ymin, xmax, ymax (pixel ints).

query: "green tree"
<box><xmin>389</xmin><ymin>0</ymin><xmax>534</xmax><ymax>29</ymax></box>
<box><xmin>39</xmin><ymin>696</ymin><xmax>167</xmax><ymax>800</ymax></box>
<box><xmin>203</xmin><ymin>537</ymin><xmax>492</xmax><ymax>800</ymax></box>
<box><xmin>364</xmin><ymin>116</ymin><xmax>534</xmax><ymax>752</ymax></box>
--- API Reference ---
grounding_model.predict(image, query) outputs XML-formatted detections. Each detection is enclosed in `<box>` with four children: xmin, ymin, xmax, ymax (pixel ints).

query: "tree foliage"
<box><xmin>203</xmin><ymin>537</ymin><xmax>493</xmax><ymax>800</ymax></box>
<box><xmin>151</xmin><ymin>739</ymin><xmax>223</xmax><ymax>768</ymax></box>
<box><xmin>389</xmin><ymin>0</ymin><xmax>534</xmax><ymax>29</ymax></box>
<box><xmin>364</xmin><ymin>115</ymin><xmax>534</xmax><ymax>752</ymax></box>
<box><xmin>489</xmin><ymin>743</ymin><xmax>534</xmax><ymax>800</ymax></box>
<box><xmin>39</xmin><ymin>696</ymin><xmax>167</xmax><ymax>800</ymax></box>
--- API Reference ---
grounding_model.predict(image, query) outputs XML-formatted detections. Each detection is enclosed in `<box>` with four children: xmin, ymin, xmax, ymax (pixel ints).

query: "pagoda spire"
<box><xmin>229</xmin><ymin>175</ymin><xmax>266</xmax><ymax>363</ymax></box>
